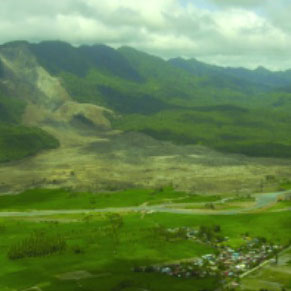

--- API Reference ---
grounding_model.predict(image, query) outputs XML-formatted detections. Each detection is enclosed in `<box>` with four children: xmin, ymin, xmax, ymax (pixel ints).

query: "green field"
<box><xmin>269</xmin><ymin>200</ymin><xmax>291</xmax><ymax>211</ymax></box>
<box><xmin>0</xmin><ymin>188</ymin><xmax>220</xmax><ymax>211</ymax></box>
<box><xmin>0</xmin><ymin>189</ymin><xmax>291</xmax><ymax>290</ymax></box>
<box><xmin>0</xmin><ymin>211</ymin><xmax>291</xmax><ymax>290</ymax></box>
<box><xmin>0</xmin><ymin>213</ymin><xmax>215</xmax><ymax>291</ymax></box>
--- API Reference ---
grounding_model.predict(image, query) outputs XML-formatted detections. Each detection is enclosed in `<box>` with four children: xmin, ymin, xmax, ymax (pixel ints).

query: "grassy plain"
<box><xmin>0</xmin><ymin>189</ymin><xmax>291</xmax><ymax>290</ymax></box>
<box><xmin>0</xmin><ymin>212</ymin><xmax>215</xmax><ymax>291</ymax></box>
<box><xmin>0</xmin><ymin>188</ymin><xmax>219</xmax><ymax>211</ymax></box>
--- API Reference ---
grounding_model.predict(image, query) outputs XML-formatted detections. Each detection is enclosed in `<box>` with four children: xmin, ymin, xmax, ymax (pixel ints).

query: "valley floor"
<box><xmin>0</xmin><ymin>188</ymin><xmax>290</xmax><ymax>291</ymax></box>
<box><xmin>0</xmin><ymin>122</ymin><xmax>291</xmax><ymax>290</ymax></box>
<box><xmin>1</xmin><ymin>125</ymin><xmax>291</xmax><ymax>195</ymax></box>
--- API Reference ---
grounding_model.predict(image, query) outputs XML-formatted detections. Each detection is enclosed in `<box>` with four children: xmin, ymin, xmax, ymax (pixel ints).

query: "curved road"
<box><xmin>0</xmin><ymin>190</ymin><xmax>289</xmax><ymax>217</ymax></box>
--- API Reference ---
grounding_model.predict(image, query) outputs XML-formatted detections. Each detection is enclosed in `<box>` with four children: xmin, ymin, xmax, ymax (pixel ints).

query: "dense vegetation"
<box><xmin>169</xmin><ymin>57</ymin><xmax>291</xmax><ymax>89</ymax></box>
<box><xmin>0</xmin><ymin>84</ymin><xmax>59</xmax><ymax>162</ymax></box>
<box><xmin>0</xmin><ymin>124</ymin><xmax>60</xmax><ymax>162</ymax></box>
<box><xmin>8</xmin><ymin>231</ymin><xmax>66</xmax><ymax>260</ymax></box>
<box><xmin>30</xmin><ymin>41</ymin><xmax>143</xmax><ymax>81</ymax></box>
<box><xmin>113</xmin><ymin>107</ymin><xmax>291</xmax><ymax>157</ymax></box>
<box><xmin>0</xmin><ymin>88</ymin><xmax>26</xmax><ymax>124</ymax></box>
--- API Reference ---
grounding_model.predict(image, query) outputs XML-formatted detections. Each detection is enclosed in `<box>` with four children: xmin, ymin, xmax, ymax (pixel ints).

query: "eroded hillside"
<box><xmin>1</xmin><ymin>41</ymin><xmax>291</xmax><ymax>194</ymax></box>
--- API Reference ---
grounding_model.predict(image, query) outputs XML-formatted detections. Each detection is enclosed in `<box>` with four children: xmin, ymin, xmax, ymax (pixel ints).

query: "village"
<box><xmin>133</xmin><ymin>226</ymin><xmax>283</xmax><ymax>288</ymax></box>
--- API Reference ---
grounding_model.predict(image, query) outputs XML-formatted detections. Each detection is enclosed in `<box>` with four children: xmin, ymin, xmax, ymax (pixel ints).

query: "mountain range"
<box><xmin>1</xmin><ymin>40</ymin><xmax>291</xmax><ymax>163</ymax></box>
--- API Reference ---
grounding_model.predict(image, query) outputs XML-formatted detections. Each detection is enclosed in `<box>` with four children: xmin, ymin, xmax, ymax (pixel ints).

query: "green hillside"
<box><xmin>113</xmin><ymin>107</ymin><xmax>291</xmax><ymax>158</ymax></box>
<box><xmin>3</xmin><ymin>41</ymin><xmax>291</xmax><ymax>159</ymax></box>
<box><xmin>169</xmin><ymin>57</ymin><xmax>291</xmax><ymax>89</ymax></box>
<box><xmin>30</xmin><ymin>41</ymin><xmax>143</xmax><ymax>81</ymax></box>
<box><xmin>0</xmin><ymin>93</ymin><xmax>26</xmax><ymax>124</ymax></box>
<box><xmin>0</xmin><ymin>124</ymin><xmax>59</xmax><ymax>163</ymax></box>
<box><xmin>0</xmin><ymin>85</ymin><xmax>59</xmax><ymax>163</ymax></box>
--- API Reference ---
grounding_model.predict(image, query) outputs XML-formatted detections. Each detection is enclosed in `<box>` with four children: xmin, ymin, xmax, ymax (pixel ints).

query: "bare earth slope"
<box><xmin>1</xmin><ymin>127</ymin><xmax>291</xmax><ymax>194</ymax></box>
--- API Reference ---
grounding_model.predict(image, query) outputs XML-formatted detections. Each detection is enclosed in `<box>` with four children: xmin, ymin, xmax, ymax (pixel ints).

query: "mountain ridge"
<box><xmin>1</xmin><ymin>40</ymin><xmax>291</xmax><ymax>161</ymax></box>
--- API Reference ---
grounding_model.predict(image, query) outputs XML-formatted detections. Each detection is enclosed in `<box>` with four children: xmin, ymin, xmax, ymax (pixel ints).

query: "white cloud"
<box><xmin>0</xmin><ymin>0</ymin><xmax>290</xmax><ymax>70</ymax></box>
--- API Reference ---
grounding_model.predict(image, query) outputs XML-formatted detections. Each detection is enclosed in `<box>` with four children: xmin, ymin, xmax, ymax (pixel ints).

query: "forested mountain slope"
<box><xmin>0</xmin><ymin>44</ymin><xmax>59</xmax><ymax>162</ymax></box>
<box><xmin>1</xmin><ymin>40</ymin><xmax>291</xmax><ymax>160</ymax></box>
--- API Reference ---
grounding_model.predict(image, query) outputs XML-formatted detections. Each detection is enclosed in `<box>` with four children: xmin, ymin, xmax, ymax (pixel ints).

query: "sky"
<box><xmin>0</xmin><ymin>0</ymin><xmax>290</xmax><ymax>70</ymax></box>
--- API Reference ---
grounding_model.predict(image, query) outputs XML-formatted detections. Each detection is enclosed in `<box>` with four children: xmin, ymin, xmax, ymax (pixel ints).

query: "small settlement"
<box><xmin>134</xmin><ymin>226</ymin><xmax>283</xmax><ymax>287</ymax></box>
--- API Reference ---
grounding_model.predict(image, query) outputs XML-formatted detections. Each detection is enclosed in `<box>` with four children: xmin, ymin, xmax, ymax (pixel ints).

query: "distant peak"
<box><xmin>118</xmin><ymin>46</ymin><xmax>136</xmax><ymax>51</ymax></box>
<box><xmin>36</xmin><ymin>40</ymin><xmax>73</xmax><ymax>47</ymax></box>
<box><xmin>170</xmin><ymin>57</ymin><xmax>198</xmax><ymax>62</ymax></box>
<box><xmin>80</xmin><ymin>43</ymin><xmax>112</xmax><ymax>49</ymax></box>
<box><xmin>118</xmin><ymin>46</ymin><xmax>160</xmax><ymax>60</ymax></box>
<box><xmin>254</xmin><ymin>66</ymin><xmax>269</xmax><ymax>73</ymax></box>
<box><xmin>1</xmin><ymin>40</ymin><xmax>30</xmax><ymax>48</ymax></box>
<box><xmin>118</xmin><ymin>46</ymin><xmax>140</xmax><ymax>55</ymax></box>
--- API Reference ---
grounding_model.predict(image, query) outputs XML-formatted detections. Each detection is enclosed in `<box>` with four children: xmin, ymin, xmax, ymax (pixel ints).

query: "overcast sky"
<box><xmin>0</xmin><ymin>0</ymin><xmax>290</xmax><ymax>70</ymax></box>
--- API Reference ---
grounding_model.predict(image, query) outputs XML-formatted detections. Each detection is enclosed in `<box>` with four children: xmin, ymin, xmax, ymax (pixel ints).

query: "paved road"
<box><xmin>0</xmin><ymin>190</ymin><xmax>288</xmax><ymax>218</ymax></box>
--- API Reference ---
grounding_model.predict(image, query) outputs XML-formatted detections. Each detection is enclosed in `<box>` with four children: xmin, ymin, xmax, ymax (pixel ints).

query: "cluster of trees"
<box><xmin>8</xmin><ymin>231</ymin><xmax>66</xmax><ymax>260</ymax></box>
<box><xmin>198</xmin><ymin>225</ymin><xmax>224</xmax><ymax>243</ymax></box>
<box><xmin>154</xmin><ymin>225</ymin><xmax>188</xmax><ymax>242</ymax></box>
<box><xmin>0</xmin><ymin>88</ymin><xmax>59</xmax><ymax>163</ymax></box>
